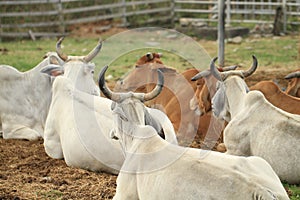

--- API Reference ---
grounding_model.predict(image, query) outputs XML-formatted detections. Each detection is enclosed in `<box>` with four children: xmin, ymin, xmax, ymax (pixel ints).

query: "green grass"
<box><xmin>1</xmin><ymin>34</ymin><xmax>298</xmax><ymax>73</ymax></box>
<box><xmin>284</xmin><ymin>183</ymin><xmax>300</xmax><ymax>200</ymax></box>
<box><xmin>224</xmin><ymin>35</ymin><xmax>299</xmax><ymax>70</ymax></box>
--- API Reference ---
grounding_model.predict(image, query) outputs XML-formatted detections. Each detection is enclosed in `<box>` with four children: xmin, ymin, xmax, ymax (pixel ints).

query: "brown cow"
<box><xmin>285</xmin><ymin>69</ymin><xmax>300</xmax><ymax>98</ymax></box>
<box><xmin>250</xmin><ymin>80</ymin><xmax>300</xmax><ymax>114</ymax></box>
<box><xmin>115</xmin><ymin>52</ymin><xmax>222</xmax><ymax>148</ymax></box>
<box><xmin>189</xmin><ymin>66</ymin><xmax>238</xmax><ymax>116</ymax></box>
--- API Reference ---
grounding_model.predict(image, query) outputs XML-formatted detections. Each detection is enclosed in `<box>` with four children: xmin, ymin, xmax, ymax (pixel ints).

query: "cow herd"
<box><xmin>1</xmin><ymin>37</ymin><xmax>299</xmax><ymax>199</ymax></box>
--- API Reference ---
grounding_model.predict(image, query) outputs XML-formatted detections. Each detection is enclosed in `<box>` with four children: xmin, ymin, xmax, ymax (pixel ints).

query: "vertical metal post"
<box><xmin>121</xmin><ymin>0</ymin><xmax>127</xmax><ymax>26</ymax></box>
<box><xmin>57</xmin><ymin>0</ymin><xmax>65</xmax><ymax>34</ymax></box>
<box><xmin>218</xmin><ymin>0</ymin><xmax>225</xmax><ymax>67</ymax></box>
<box><xmin>170</xmin><ymin>0</ymin><xmax>175</xmax><ymax>28</ymax></box>
<box><xmin>226</xmin><ymin>0</ymin><xmax>231</xmax><ymax>27</ymax></box>
<box><xmin>0</xmin><ymin>14</ymin><xmax>2</xmax><ymax>42</ymax></box>
<box><xmin>282</xmin><ymin>0</ymin><xmax>287</xmax><ymax>33</ymax></box>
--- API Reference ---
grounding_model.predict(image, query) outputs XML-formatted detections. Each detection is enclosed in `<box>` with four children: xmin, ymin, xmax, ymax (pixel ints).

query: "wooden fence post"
<box><xmin>218</xmin><ymin>0</ymin><xmax>225</xmax><ymax>67</ymax></box>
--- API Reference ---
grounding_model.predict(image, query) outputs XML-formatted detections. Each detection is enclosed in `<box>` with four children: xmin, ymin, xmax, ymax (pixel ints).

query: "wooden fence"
<box><xmin>0</xmin><ymin>0</ymin><xmax>172</xmax><ymax>40</ymax></box>
<box><xmin>0</xmin><ymin>0</ymin><xmax>299</xmax><ymax>40</ymax></box>
<box><xmin>174</xmin><ymin>0</ymin><xmax>300</xmax><ymax>32</ymax></box>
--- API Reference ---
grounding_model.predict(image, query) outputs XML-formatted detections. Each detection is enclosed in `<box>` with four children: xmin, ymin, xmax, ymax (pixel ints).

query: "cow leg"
<box><xmin>2</xmin><ymin>123</ymin><xmax>40</xmax><ymax>140</ymax></box>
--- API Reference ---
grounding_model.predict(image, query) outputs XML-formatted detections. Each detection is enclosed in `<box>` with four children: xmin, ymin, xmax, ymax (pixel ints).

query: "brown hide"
<box><xmin>116</xmin><ymin>53</ymin><xmax>220</xmax><ymax>146</ymax></box>
<box><xmin>285</xmin><ymin>69</ymin><xmax>300</xmax><ymax>98</ymax></box>
<box><xmin>250</xmin><ymin>80</ymin><xmax>300</xmax><ymax>114</ymax></box>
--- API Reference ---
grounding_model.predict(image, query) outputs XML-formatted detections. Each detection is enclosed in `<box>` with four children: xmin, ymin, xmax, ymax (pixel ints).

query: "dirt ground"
<box><xmin>0</xmin><ymin>24</ymin><xmax>298</xmax><ymax>199</ymax></box>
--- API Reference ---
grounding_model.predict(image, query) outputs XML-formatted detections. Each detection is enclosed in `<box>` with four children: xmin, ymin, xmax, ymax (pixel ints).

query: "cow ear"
<box><xmin>40</xmin><ymin>64</ymin><xmax>64</xmax><ymax>77</ymax></box>
<box><xmin>49</xmin><ymin>55</ymin><xmax>64</xmax><ymax>65</ymax></box>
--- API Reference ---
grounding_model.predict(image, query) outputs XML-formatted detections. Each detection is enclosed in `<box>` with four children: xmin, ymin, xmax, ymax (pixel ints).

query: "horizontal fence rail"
<box><xmin>0</xmin><ymin>0</ymin><xmax>299</xmax><ymax>40</ymax></box>
<box><xmin>0</xmin><ymin>0</ymin><xmax>172</xmax><ymax>40</ymax></box>
<box><xmin>174</xmin><ymin>0</ymin><xmax>300</xmax><ymax>28</ymax></box>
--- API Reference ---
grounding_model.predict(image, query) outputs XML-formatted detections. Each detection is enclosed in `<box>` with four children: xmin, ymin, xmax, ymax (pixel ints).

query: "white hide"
<box><xmin>0</xmin><ymin>53</ymin><xmax>63</xmax><ymax>140</ymax></box>
<box><xmin>112</xmin><ymin>122</ymin><xmax>289</xmax><ymax>200</ymax></box>
<box><xmin>43</xmin><ymin>77</ymin><xmax>177</xmax><ymax>174</ymax></box>
<box><xmin>213</xmin><ymin>75</ymin><xmax>300</xmax><ymax>184</ymax></box>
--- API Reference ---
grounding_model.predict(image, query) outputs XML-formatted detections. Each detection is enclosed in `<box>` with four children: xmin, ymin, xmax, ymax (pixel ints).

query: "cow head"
<box><xmin>98</xmin><ymin>65</ymin><xmax>165</xmax><ymax>142</ymax></box>
<box><xmin>41</xmin><ymin>37</ymin><xmax>101</xmax><ymax>95</ymax></box>
<box><xmin>209</xmin><ymin>56</ymin><xmax>257</xmax><ymax>121</ymax></box>
<box><xmin>135</xmin><ymin>52</ymin><xmax>163</xmax><ymax>66</ymax></box>
<box><xmin>116</xmin><ymin>52</ymin><xmax>175</xmax><ymax>93</ymax></box>
<box><xmin>285</xmin><ymin>70</ymin><xmax>300</xmax><ymax>98</ymax></box>
<box><xmin>189</xmin><ymin>65</ymin><xmax>238</xmax><ymax>116</ymax></box>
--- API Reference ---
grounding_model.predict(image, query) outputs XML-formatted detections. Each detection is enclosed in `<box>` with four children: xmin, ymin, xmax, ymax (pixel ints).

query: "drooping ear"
<box><xmin>49</xmin><ymin>55</ymin><xmax>64</xmax><ymax>65</ymax></box>
<box><xmin>144</xmin><ymin>109</ymin><xmax>165</xmax><ymax>139</ymax></box>
<box><xmin>40</xmin><ymin>64</ymin><xmax>64</xmax><ymax>77</ymax></box>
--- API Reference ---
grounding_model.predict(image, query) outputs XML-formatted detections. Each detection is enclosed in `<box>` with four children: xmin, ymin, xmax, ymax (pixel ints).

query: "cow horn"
<box><xmin>284</xmin><ymin>71</ymin><xmax>300</xmax><ymax>79</ymax></box>
<box><xmin>191</xmin><ymin>70</ymin><xmax>211</xmax><ymax>81</ymax></box>
<box><xmin>223</xmin><ymin>65</ymin><xmax>238</xmax><ymax>71</ymax></box>
<box><xmin>146</xmin><ymin>52</ymin><xmax>154</xmax><ymax>60</ymax></box>
<box><xmin>210</xmin><ymin>57</ymin><xmax>223</xmax><ymax>81</ymax></box>
<box><xmin>83</xmin><ymin>39</ymin><xmax>102</xmax><ymax>62</ymax></box>
<box><xmin>242</xmin><ymin>55</ymin><xmax>258</xmax><ymax>77</ymax></box>
<box><xmin>143</xmin><ymin>70</ymin><xmax>164</xmax><ymax>101</ymax></box>
<box><xmin>56</xmin><ymin>37</ymin><xmax>68</xmax><ymax>61</ymax></box>
<box><xmin>98</xmin><ymin>65</ymin><xmax>115</xmax><ymax>100</ymax></box>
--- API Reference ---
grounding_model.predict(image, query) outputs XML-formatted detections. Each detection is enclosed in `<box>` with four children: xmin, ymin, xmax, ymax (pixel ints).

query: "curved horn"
<box><xmin>83</xmin><ymin>39</ymin><xmax>102</xmax><ymax>62</ymax></box>
<box><xmin>284</xmin><ymin>71</ymin><xmax>300</xmax><ymax>79</ymax></box>
<box><xmin>242</xmin><ymin>55</ymin><xmax>258</xmax><ymax>77</ymax></box>
<box><xmin>191</xmin><ymin>70</ymin><xmax>211</xmax><ymax>81</ymax></box>
<box><xmin>210</xmin><ymin>57</ymin><xmax>223</xmax><ymax>81</ymax></box>
<box><xmin>143</xmin><ymin>69</ymin><xmax>164</xmax><ymax>101</ymax></box>
<box><xmin>223</xmin><ymin>65</ymin><xmax>238</xmax><ymax>71</ymax></box>
<box><xmin>56</xmin><ymin>37</ymin><xmax>68</xmax><ymax>61</ymax></box>
<box><xmin>98</xmin><ymin>65</ymin><xmax>115</xmax><ymax>100</ymax></box>
<box><xmin>146</xmin><ymin>52</ymin><xmax>154</xmax><ymax>60</ymax></box>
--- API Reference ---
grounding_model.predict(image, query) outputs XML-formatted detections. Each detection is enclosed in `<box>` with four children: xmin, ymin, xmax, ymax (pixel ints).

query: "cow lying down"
<box><xmin>0</xmin><ymin>52</ymin><xmax>64</xmax><ymax>140</ymax></box>
<box><xmin>42</xmin><ymin>46</ymin><xmax>177</xmax><ymax>175</ymax></box>
<box><xmin>99</xmin><ymin>66</ymin><xmax>289</xmax><ymax>200</ymax></box>
<box><xmin>210</xmin><ymin>56</ymin><xmax>300</xmax><ymax>184</ymax></box>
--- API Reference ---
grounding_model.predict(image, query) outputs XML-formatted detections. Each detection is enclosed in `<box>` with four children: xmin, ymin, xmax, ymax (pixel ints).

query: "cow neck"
<box><xmin>224</xmin><ymin>76</ymin><xmax>248</xmax><ymax>119</ymax></box>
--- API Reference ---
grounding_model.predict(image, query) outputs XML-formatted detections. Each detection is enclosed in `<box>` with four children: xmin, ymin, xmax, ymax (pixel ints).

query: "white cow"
<box><xmin>210</xmin><ymin>56</ymin><xmax>300</xmax><ymax>184</ymax></box>
<box><xmin>99</xmin><ymin>67</ymin><xmax>289</xmax><ymax>200</ymax></box>
<box><xmin>0</xmin><ymin>52</ymin><xmax>64</xmax><ymax>140</ymax></box>
<box><xmin>41</xmin><ymin>42</ymin><xmax>177</xmax><ymax>175</ymax></box>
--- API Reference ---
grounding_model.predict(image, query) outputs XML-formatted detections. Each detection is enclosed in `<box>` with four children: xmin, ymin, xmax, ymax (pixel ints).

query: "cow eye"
<box><xmin>91</xmin><ymin>70</ymin><xmax>94</xmax><ymax>74</ymax></box>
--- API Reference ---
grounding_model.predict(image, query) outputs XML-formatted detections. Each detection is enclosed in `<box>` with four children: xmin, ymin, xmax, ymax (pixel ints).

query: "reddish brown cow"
<box><xmin>189</xmin><ymin>66</ymin><xmax>238</xmax><ymax>116</ymax></box>
<box><xmin>115</xmin><ymin>52</ymin><xmax>221</xmax><ymax>147</ymax></box>
<box><xmin>250</xmin><ymin>80</ymin><xmax>300</xmax><ymax>114</ymax></box>
<box><xmin>285</xmin><ymin>69</ymin><xmax>300</xmax><ymax>98</ymax></box>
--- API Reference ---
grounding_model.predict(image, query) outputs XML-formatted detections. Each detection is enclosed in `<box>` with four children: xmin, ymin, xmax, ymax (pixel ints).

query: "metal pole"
<box><xmin>218</xmin><ymin>0</ymin><xmax>225</xmax><ymax>67</ymax></box>
<box><xmin>171</xmin><ymin>0</ymin><xmax>175</xmax><ymax>28</ymax></box>
<box><xmin>282</xmin><ymin>0</ymin><xmax>287</xmax><ymax>33</ymax></box>
<box><xmin>57</xmin><ymin>0</ymin><xmax>65</xmax><ymax>34</ymax></box>
<box><xmin>121</xmin><ymin>0</ymin><xmax>127</xmax><ymax>26</ymax></box>
<box><xmin>226</xmin><ymin>0</ymin><xmax>231</xmax><ymax>27</ymax></box>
